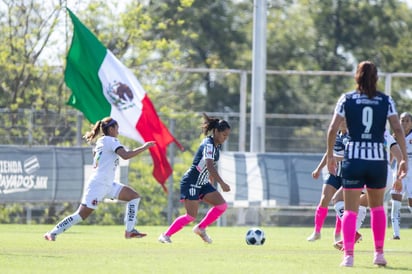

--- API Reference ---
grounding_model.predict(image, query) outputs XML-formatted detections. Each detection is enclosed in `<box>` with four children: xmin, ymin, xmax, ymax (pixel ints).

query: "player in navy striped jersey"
<box><xmin>333</xmin><ymin>130</ymin><xmax>402</xmax><ymax>251</ymax></box>
<box><xmin>326</xmin><ymin>61</ymin><xmax>408</xmax><ymax>267</ymax></box>
<box><xmin>390</xmin><ymin>112</ymin><xmax>412</xmax><ymax>240</ymax></box>
<box><xmin>159</xmin><ymin>113</ymin><xmax>231</xmax><ymax>244</ymax></box>
<box><xmin>308</xmin><ymin>120</ymin><xmax>349</xmax><ymax>242</ymax></box>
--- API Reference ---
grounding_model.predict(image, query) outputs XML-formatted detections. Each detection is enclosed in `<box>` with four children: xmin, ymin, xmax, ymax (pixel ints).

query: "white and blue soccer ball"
<box><xmin>245</xmin><ymin>227</ymin><xmax>266</xmax><ymax>245</ymax></box>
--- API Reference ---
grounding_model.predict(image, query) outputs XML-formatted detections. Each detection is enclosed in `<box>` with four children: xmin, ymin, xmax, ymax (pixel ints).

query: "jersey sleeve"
<box><xmin>387</xmin><ymin>96</ymin><xmax>398</xmax><ymax>118</ymax></box>
<box><xmin>334</xmin><ymin>94</ymin><xmax>346</xmax><ymax>117</ymax></box>
<box><xmin>110</xmin><ymin>138</ymin><xmax>123</xmax><ymax>152</ymax></box>
<box><xmin>384</xmin><ymin>130</ymin><xmax>397</xmax><ymax>147</ymax></box>
<box><xmin>203</xmin><ymin>139</ymin><xmax>215</xmax><ymax>160</ymax></box>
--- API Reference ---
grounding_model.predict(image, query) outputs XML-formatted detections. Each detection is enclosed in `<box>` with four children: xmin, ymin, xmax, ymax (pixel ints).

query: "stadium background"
<box><xmin>1</xmin><ymin>69</ymin><xmax>412</xmax><ymax>228</ymax></box>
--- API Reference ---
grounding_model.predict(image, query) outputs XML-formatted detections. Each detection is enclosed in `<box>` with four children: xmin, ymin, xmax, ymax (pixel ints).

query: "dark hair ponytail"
<box><xmin>201</xmin><ymin>113</ymin><xmax>231</xmax><ymax>136</ymax></box>
<box><xmin>355</xmin><ymin>61</ymin><xmax>378</xmax><ymax>98</ymax></box>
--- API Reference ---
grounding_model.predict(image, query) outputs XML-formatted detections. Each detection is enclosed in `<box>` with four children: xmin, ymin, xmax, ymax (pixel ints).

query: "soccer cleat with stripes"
<box><xmin>125</xmin><ymin>229</ymin><xmax>147</xmax><ymax>239</ymax></box>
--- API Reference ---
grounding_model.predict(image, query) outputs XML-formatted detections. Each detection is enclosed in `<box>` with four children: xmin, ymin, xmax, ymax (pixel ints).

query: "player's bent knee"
<box><xmin>216</xmin><ymin>203</ymin><xmax>228</xmax><ymax>212</ymax></box>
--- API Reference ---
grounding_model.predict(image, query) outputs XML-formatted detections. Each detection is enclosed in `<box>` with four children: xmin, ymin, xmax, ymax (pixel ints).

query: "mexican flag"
<box><xmin>65</xmin><ymin>8</ymin><xmax>183</xmax><ymax>190</ymax></box>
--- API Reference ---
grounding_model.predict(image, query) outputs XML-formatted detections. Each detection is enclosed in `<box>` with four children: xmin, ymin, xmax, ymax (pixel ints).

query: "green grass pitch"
<box><xmin>0</xmin><ymin>225</ymin><xmax>411</xmax><ymax>274</ymax></box>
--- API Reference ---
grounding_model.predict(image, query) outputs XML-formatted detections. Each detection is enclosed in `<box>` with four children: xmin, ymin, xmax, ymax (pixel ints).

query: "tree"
<box><xmin>3</xmin><ymin>0</ymin><xmax>412</xmax><ymax>224</ymax></box>
<box><xmin>0</xmin><ymin>0</ymin><xmax>78</xmax><ymax>145</ymax></box>
<box><xmin>306</xmin><ymin>0</ymin><xmax>412</xmax><ymax>112</ymax></box>
<box><xmin>138</xmin><ymin>0</ymin><xmax>250</xmax><ymax>112</ymax></box>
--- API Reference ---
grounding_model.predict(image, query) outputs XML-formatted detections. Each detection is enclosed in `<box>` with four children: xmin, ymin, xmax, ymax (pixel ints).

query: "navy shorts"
<box><xmin>180</xmin><ymin>179</ymin><xmax>217</xmax><ymax>201</ymax></box>
<box><xmin>325</xmin><ymin>174</ymin><xmax>342</xmax><ymax>190</ymax></box>
<box><xmin>341</xmin><ymin>159</ymin><xmax>387</xmax><ymax>189</ymax></box>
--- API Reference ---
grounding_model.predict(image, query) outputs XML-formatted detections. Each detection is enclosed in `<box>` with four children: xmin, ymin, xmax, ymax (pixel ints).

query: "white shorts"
<box><xmin>385</xmin><ymin>165</ymin><xmax>395</xmax><ymax>194</ymax></box>
<box><xmin>81</xmin><ymin>180</ymin><xmax>124</xmax><ymax>209</ymax></box>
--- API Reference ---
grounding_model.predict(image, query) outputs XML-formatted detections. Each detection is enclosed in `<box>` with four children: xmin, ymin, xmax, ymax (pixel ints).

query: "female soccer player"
<box><xmin>333</xmin><ymin>130</ymin><xmax>402</xmax><ymax>250</ymax></box>
<box><xmin>307</xmin><ymin>120</ymin><xmax>349</xmax><ymax>243</ymax></box>
<box><xmin>390</xmin><ymin>112</ymin><xmax>412</xmax><ymax>240</ymax></box>
<box><xmin>44</xmin><ymin>117</ymin><xmax>155</xmax><ymax>241</ymax></box>
<box><xmin>326</xmin><ymin>61</ymin><xmax>408</xmax><ymax>267</ymax></box>
<box><xmin>158</xmin><ymin>113</ymin><xmax>231</xmax><ymax>244</ymax></box>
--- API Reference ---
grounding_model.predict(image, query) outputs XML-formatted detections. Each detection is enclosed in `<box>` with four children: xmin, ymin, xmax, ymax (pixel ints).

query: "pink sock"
<box><xmin>342</xmin><ymin>210</ymin><xmax>357</xmax><ymax>256</ymax></box>
<box><xmin>164</xmin><ymin>214</ymin><xmax>195</xmax><ymax>236</ymax></box>
<box><xmin>334</xmin><ymin>215</ymin><xmax>342</xmax><ymax>236</ymax></box>
<box><xmin>314</xmin><ymin>206</ymin><xmax>328</xmax><ymax>233</ymax></box>
<box><xmin>370</xmin><ymin>206</ymin><xmax>386</xmax><ymax>254</ymax></box>
<box><xmin>198</xmin><ymin>203</ymin><xmax>227</xmax><ymax>229</ymax></box>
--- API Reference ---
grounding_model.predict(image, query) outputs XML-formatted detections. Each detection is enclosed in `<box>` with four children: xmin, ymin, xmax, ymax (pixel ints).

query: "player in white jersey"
<box><xmin>44</xmin><ymin>117</ymin><xmax>155</xmax><ymax>241</ymax></box>
<box><xmin>384</xmin><ymin>131</ymin><xmax>403</xmax><ymax>203</ymax></box>
<box><xmin>390</xmin><ymin>112</ymin><xmax>412</xmax><ymax>240</ymax></box>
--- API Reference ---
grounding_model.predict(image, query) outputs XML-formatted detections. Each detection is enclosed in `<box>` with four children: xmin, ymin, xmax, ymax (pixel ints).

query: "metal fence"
<box><xmin>2</xmin><ymin>69</ymin><xmax>412</xmax><ymax>153</ymax></box>
<box><xmin>0</xmin><ymin>108</ymin><xmax>331</xmax><ymax>153</ymax></box>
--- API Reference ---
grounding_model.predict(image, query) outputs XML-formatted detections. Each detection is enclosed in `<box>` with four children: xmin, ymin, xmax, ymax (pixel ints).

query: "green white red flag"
<box><xmin>64</xmin><ymin>8</ymin><xmax>183</xmax><ymax>190</ymax></box>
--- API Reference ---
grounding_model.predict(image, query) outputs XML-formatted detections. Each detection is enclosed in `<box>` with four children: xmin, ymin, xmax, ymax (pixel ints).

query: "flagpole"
<box><xmin>166</xmin><ymin>118</ymin><xmax>176</xmax><ymax>224</ymax></box>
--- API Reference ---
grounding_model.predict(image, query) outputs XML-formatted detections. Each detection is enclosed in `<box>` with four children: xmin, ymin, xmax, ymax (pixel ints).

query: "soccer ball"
<box><xmin>245</xmin><ymin>227</ymin><xmax>265</xmax><ymax>245</ymax></box>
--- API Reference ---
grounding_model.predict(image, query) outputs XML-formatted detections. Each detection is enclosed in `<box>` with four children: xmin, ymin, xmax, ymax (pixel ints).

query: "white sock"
<box><xmin>334</xmin><ymin>201</ymin><xmax>345</xmax><ymax>220</ymax></box>
<box><xmin>125</xmin><ymin>198</ymin><xmax>140</xmax><ymax>232</ymax></box>
<box><xmin>356</xmin><ymin>206</ymin><xmax>367</xmax><ymax>231</ymax></box>
<box><xmin>50</xmin><ymin>213</ymin><xmax>83</xmax><ymax>235</ymax></box>
<box><xmin>391</xmin><ymin>200</ymin><xmax>402</xmax><ymax>237</ymax></box>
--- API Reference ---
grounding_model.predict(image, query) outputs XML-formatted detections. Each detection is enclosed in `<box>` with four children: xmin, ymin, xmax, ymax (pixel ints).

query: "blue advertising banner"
<box><xmin>0</xmin><ymin>146</ymin><xmax>93</xmax><ymax>203</ymax></box>
<box><xmin>0</xmin><ymin>146</ymin><xmax>129</xmax><ymax>203</ymax></box>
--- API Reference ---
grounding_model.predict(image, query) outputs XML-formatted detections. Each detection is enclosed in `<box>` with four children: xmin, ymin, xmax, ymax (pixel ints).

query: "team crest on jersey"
<box><xmin>105</xmin><ymin>82</ymin><xmax>135</xmax><ymax>110</ymax></box>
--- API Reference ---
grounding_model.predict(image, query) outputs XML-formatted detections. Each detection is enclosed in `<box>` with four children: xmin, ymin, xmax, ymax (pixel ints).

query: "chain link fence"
<box><xmin>0</xmin><ymin>108</ymin><xmax>331</xmax><ymax>153</ymax></box>
<box><xmin>2</xmin><ymin>68</ymin><xmax>412</xmax><ymax>153</ymax></box>
<box><xmin>2</xmin><ymin>69</ymin><xmax>412</xmax><ymax>225</ymax></box>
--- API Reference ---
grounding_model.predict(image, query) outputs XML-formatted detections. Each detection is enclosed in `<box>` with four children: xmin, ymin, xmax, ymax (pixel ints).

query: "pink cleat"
<box><xmin>340</xmin><ymin>255</ymin><xmax>354</xmax><ymax>267</ymax></box>
<box><xmin>373</xmin><ymin>252</ymin><xmax>387</xmax><ymax>267</ymax></box>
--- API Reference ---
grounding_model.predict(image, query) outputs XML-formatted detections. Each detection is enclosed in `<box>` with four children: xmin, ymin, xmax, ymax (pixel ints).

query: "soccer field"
<box><xmin>0</xmin><ymin>225</ymin><xmax>411</xmax><ymax>274</ymax></box>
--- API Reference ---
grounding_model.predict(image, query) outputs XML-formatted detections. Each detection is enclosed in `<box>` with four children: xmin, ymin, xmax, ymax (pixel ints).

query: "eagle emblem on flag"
<box><xmin>105</xmin><ymin>82</ymin><xmax>135</xmax><ymax>110</ymax></box>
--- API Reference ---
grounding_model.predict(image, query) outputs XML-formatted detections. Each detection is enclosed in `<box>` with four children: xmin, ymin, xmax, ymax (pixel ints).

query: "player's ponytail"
<box><xmin>355</xmin><ymin>61</ymin><xmax>378</xmax><ymax>99</ymax></box>
<box><xmin>83</xmin><ymin>117</ymin><xmax>117</xmax><ymax>143</ymax></box>
<box><xmin>201</xmin><ymin>113</ymin><xmax>231</xmax><ymax>136</ymax></box>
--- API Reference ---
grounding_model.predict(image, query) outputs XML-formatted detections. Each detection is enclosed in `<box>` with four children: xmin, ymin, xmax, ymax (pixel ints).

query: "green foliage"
<box><xmin>0</xmin><ymin>1</ymin><xmax>74</xmax><ymax>145</ymax></box>
<box><xmin>2</xmin><ymin>0</ymin><xmax>412</xmax><ymax>145</ymax></box>
<box><xmin>138</xmin><ymin>0</ymin><xmax>250</xmax><ymax>112</ymax></box>
<box><xmin>3</xmin><ymin>0</ymin><xmax>412</xmax><ymax>223</ymax></box>
<box><xmin>0</xmin><ymin>204</ymin><xmax>23</xmax><ymax>223</ymax></box>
